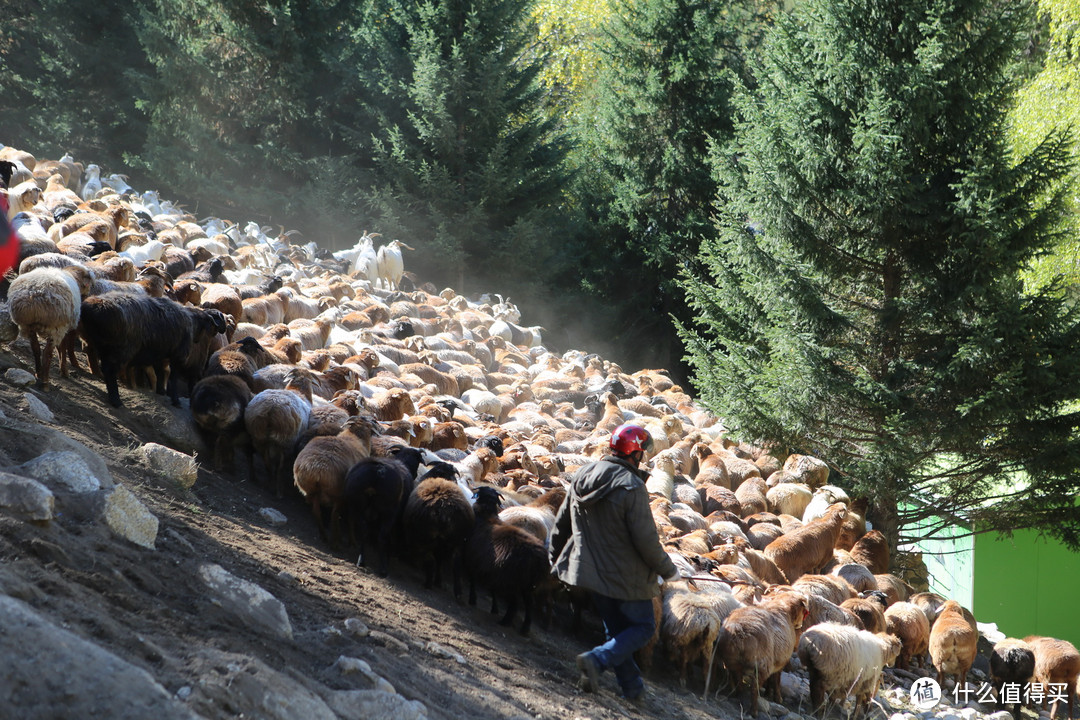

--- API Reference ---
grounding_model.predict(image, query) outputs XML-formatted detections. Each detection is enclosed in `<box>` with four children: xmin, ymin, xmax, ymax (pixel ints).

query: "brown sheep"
<box><xmin>874</xmin><ymin>573</ymin><xmax>912</xmax><ymax>606</ymax></box>
<box><xmin>763</xmin><ymin>503</ymin><xmax>848</xmax><ymax>583</ymax></box>
<box><xmin>791</xmin><ymin>574</ymin><xmax>857</xmax><ymax>606</ymax></box>
<box><xmin>850</xmin><ymin>529</ymin><xmax>889</xmax><ymax>574</ymax></box>
<box><xmin>840</xmin><ymin>597</ymin><xmax>887</xmax><ymax>633</ymax></box>
<box><xmin>293</xmin><ymin>415</ymin><xmax>377</xmax><ymax>546</ymax></box>
<box><xmin>716</xmin><ymin>591</ymin><xmax>809</xmax><ymax>715</ymax></box>
<box><xmin>929</xmin><ymin>600</ymin><xmax>979</xmax><ymax>690</ymax></box>
<box><xmin>884</xmin><ymin>601</ymin><xmax>931</xmax><ymax>670</ymax></box>
<box><xmin>735</xmin><ymin>476</ymin><xmax>768</xmax><ymax>518</ymax></box>
<box><xmin>1023</xmin><ymin>635</ymin><xmax>1080</xmax><ymax>720</ymax></box>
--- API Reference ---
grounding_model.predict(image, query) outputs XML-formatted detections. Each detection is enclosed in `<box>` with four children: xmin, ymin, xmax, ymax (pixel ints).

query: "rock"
<box><xmin>4</xmin><ymin>368</ymin><xmax>35</xmax><ymax>386</ymax></box>
<box><xmin>322</xmin><ymin>690</ymin><xmax>427</xmax><ymax>720</ymax></box>
<box><xmin>333</xmin><ymin>656</ymin><xmax>396</xmax><ymax>693</ymax></box>
<box><xmin>198</xmin><ymin>563</ymin><xmax>293</xmax><ymax>641</ymax></box>
<box><xmin>140</xmin><ymin>442</ymin><xmax>198</xmax><ymax>488</ymax></box>
<box><xmin>259</xmin><ymin>507</ymin><xmax>288</xmax><ymax>525</ymax></box>
<box><xmin>424</xmin><ymin>641</ymin><xmax>466</xmax><ymax>665</ymax></box>
<box><xmin>23</xmin><ymin>392</ymin><xmax>54</xmax><ymax>422</ymax></box>
<box><xmin>780</xmin><ymin>671</ymin><xmax>802</xmax><ymax>698</ymax></box>
<box><xmin>0</xmin><ymin>470</ymin><xmax>54</xmax><ymax>521</ymax></box>
<box><xmin>0</xmin><ymin>596</ymin><xmax>200</xmax><ymax>719</ymax></box>
<box><xmin>14</xmin><ymin>451</ymin><xmax>104</xmax><ymax>493</ymax></box>
<box><xmin>104</xmin><ymin>484</ymin><xmax>159</xmax><ymax>549</ymax></box>
<box><xmin>757</xmin><ymin>699</ymin><xmax>773</xmax><ymax>715</ymax></box>
<box><xmin>987</xmin><ymin>712</ymin><xmax>1014</xmax><ymax>720</ymax></box>
<box><xmin>344</xmin><ymin>618</ymin><xmax>370</xmax><ymax>638</ymax></box>
<box><xmin>187</xmin><ymin>650</ymin><xmax>337</xmax><ymax>720</ymax></box>
<box><xmin>0</xmin><ymin>414</ymin><xmax>113</xmax><ymax>485</ymax></box>
<box><xmin>129</xmin><ymin>402</ymin><xmax>206</xmax><ymax>456</ymax></box>
<box><xmin>368</xmin><ymin>629</ymin><xmax>409</xmax><ymax>654</ymax></box>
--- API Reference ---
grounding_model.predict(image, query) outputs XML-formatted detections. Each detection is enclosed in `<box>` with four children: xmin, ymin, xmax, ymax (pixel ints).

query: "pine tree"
<box><xmin>356</xmin><ymin>0</ymin><xmax>570</xmax><ymax>293</ymax></box>
<box><xmin>680</xmin><ymin>0</ymin><xmax>1080</xmax><ymax>552</ymax></box>
<box><xmin>575</xmin><ymin>0</ymin><xmax>772</xmax><ymax>374</ymax></box>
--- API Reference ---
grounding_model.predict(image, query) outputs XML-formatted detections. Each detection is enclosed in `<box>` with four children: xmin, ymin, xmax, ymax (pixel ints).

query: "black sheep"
<box><xmin>190</xmin><ymin>374</ymin><xmax>253</xmax><ymax>468</ymax></box>
<box><xmin>990</xmin><ymin>639</ymin><xmax>1036</xmax><ymax>720</ymax></box>
<box><xmin>402</xmin><ymin>468</ymin><xmax>474</xmax><ymax>597</ymax></box>
<box><xmin>464</xmin><ymin>486</ymin><xmax>551</xmax><ymax>636</ymax></box>
<box><xmin>345</xmin><ymin>446</ymin><xmax>424</xmax><ymax>577</ymax></box>
<box><xmin>79</xmin><ymin>292</ymin><xmax>219</xmax><ymax>407</ymax></box>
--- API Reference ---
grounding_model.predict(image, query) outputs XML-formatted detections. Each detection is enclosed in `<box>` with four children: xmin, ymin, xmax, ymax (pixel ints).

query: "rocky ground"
<box><xmin>0</xmin><ymin>337</ymin><xmax>1064</xmax><ymax>720</ymax></box>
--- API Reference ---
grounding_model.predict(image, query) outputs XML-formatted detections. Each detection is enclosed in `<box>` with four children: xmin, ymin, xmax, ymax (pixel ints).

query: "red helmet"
<box><xmin>610</xmin><ymin>424</ymin><xmax>653</xmax><ymax>456</ymax></box>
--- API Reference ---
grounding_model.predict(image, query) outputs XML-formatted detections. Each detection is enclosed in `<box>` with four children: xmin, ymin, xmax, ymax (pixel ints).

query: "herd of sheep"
<box><xmin>1</xmin><ymin>145</ymin><xmax>1079</xmax><ymax>719</ymax></box>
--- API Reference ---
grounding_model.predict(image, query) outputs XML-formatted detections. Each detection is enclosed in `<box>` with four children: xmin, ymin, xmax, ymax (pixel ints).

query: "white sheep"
<box><xmin>802</xmin><ymin>485</ymin><xmax>851</xmax><ymax>523</ymax></box>
<box><xmin>8</xmin><ymin>267</ymin><xmax>85</xmax><ymax>388</ymax></box>
<box><xmin>80</xmin><ymin>164</ymin><xmax>103</xmax><ymax>200</ymax></box>
<box><xmin>767</xmin><ymin>482</ymin><xmax>813</xmax><ymax>518</ymax></box>
<box><xmin>797</xmin><ymin>622</ymin><xmax>902</xmax><ymax>718</ymax></box>
<box><xmin>375</xmin><ymin>239</ymin><xmax>414</xmax><ymax>290</ymax></box>
<box><xmin>118</xmin><ymin>239</ymin><xmax>166</xmax><ymax>268</ymax></box>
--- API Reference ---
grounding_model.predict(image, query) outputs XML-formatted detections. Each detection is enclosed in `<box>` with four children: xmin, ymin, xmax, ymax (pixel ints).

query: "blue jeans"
<box><xmin>585</xmin><ymin>593</ymin><xmax>655</xmax><ymax>698</ymax></box>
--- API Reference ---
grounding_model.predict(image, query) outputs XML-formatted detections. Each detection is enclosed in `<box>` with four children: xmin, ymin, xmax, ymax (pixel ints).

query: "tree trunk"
<box><xmin>869</xmin><ymin>494</ymin><xmax>900</xmax><ymax>572</ymax></box>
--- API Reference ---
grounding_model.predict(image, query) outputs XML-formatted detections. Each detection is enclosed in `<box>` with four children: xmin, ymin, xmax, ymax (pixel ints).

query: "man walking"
<box><xmin>549</xmin><ymin>424</ymin><xmax>679</xmax><ymax>701</ymax></box>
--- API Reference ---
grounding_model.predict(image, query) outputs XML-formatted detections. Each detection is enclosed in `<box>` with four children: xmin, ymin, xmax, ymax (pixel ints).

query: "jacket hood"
<box><xmin>571</xmin><ymin>455</ymin><xmax>644</xmax><ymax>507</ymax></box>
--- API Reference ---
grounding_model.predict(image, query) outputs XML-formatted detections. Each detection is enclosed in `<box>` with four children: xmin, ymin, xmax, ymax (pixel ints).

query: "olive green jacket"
<box><xmin>549</xmin><ymin>455</ymin><xmax>677</xmax><ymax>600</ymax></box>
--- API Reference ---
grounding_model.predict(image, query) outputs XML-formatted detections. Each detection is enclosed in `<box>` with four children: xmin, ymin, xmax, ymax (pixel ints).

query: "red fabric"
<box><xmin>0</xmin><ymin>195</ymin><xmax>19</xmax><ymax>276</ymax></box>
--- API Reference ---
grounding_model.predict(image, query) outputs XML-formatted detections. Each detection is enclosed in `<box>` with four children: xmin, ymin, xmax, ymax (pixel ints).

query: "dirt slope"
<box><xmin>0</xmin><ymin>340</ymin><xmax>744</xmax><ymax>720</ymax></box>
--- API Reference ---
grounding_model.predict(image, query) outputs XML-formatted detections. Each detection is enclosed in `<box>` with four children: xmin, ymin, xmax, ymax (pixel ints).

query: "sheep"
<box><xmin>659</xmin><ymin>580</ymin><xmax>741</xmax><ymax>694</ymax></box>
<box><xmin>293</xmin><ymin>415</ymin><xmax>377</xmax><ymax>546</ymax></box>
<box><xmin>79</xmin><ymin>292</ymin><xmax>218</xmax><ymax>407</ymax></box>
<box><xmin>884</xmin><ymin>601</ymin><xmax>931</xmax><ymax>670</ymax></box>
<box><xmin>189</xmin><ymin>374</ymin><xmax>252</xmax><ymax>469</ymax></box>
<box><xmin>200</xmin><ymin>283</ymin><xmax>244</xmax><ymax>324</ymax></box>
<box><xmin>345</xmin><ymin>446</ymin><xmax>425</xmax><ymax>576</ymax></box>
<box><xmin>735</xmin><ymin>476</ymin><xmax>768</xmax><ymax>518</ymax></box>
<box><xmin>802</xmin><ymin>485</ymin><xmax>850</xmax><ymax>523</ymax></box>
<box><xmin>402</xmin><ymin>472</ymin><xmax>476</xmax><ymax>597</ymax></box>
<box><xmin>797</xmin><ymin>622</ymin><xmax>902</xmax><ymax>718</ymax></box>
<box><xmin>763</xmin><ymin>502</ymin><xmax>847</xmax><ymax>583</ymax></box>
<box><xmin>791</xmin><ymin>574</ymin><xmax>857</xmax><ymax>606</ymax></box>
<box><xmin>375</xmin><ymin>239</ymin><xmax>414</xmax><ymax>290</ymax></box>
<box><xmin>463</xmin><ymin>486</ymin><xmax>550</xmax><ymax>636</ymax></box>
<box><xmin>1023</xmin><ymin>635</ymin><xmax>1080</xmax><ymax>720</ymax></box>
<box><xmin>497</xmin><ymin>487</ymin><xmax>564</xmax><ymax>546</ymax></box>
<box><xmin>244</xmin><ymin>367</ymin><xmax>314</xmax><ymax>497</ymax></box>
<box><xmin>840</xmin><ymin>597</ymin><xmax>887</xmax><ymax>633</ymax></box>
<box><xmin>849</xmin><ymin>529</ymin><xmax>889</xmax><ymax>574</ymax></box>
<box><xmin>928</xmin><ymin>600</ymin><xmax>979</xmax><ymax>691</ymax></box>
<box><xmin>835</xmin><ymin>497</ymin><xmax>868</xmax><ymax>551</ymax></box>
<box><xmin>989</xmin><ymin>638</ymin><xmax>1035</xmax><ymax>720</ymax></box>
<box><xmin>7</xmin><ymin>266</ymin><xmax>84</xmax><ymax>388</ymax></box>
<box><xmin>832</xmin><ymin>563</ymin><xmax>877</xmax><ymax>594</ymax></box>
<box><xmin>873</xmin><ymin>573</ymin><xmax>912</xmax><ymax>606</ymax></box>
<box><xmin>369</xmin><ymin>387</ymin><xmax>416</xmax><ymax>422</ymax></box>
<box><xmin>766</xmin><ymin>482</ymin><xmax>812</xmax><ymax>519</ymax></box>
<box><xmin>909</xmin><ymin>591</ymin><xmax>948</xmax><ymax>626</ymax></box>
<box><xmin>716</xmin><ymin>591</ymin><xmax>809</xmax><ymax>716</ymax></box>
<box><xmin>204</xmin><ymin>336</ymin><xmax>275</xmax><ymax>390</ymax></box>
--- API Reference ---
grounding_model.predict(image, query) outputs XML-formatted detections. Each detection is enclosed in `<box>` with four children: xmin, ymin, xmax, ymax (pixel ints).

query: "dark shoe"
<box><xmin>620</xmin><ymin>685</ymin><xmax>646</xmax><ymax>704</ymax></box>
<box><xmin>576</xmin><ymin>652</ymin><xmax>601</xmax><ymax>693</ymax></box>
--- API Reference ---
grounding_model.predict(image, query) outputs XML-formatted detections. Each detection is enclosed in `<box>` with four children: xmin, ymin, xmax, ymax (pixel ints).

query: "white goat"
<box><xmin>375</xmin><ymin>239</ymin><xmax>414</xmax><ymax>290</ymax></box>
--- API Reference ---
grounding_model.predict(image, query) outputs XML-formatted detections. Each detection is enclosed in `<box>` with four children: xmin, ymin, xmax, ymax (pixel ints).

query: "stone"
<box><xmin>104</xmin><ymin>484</ymin><xmax>159</xmax><ymax>549</ymax></box>
<box><xmin>987</xmin><ymin>712</ymin><xmax>1014</xmax><ymax>720</ymax></box>
<box><xmin>333</xmin><ymin>656</ymin><xmax>396</xmax><ymax>693</ymax></box>
<box><xmin>14</xmin><ymin>451</ymin><xmax>104</xmax><ymax>493</ymax></box>
<box><xmin>23</xmin><ymin>392</ymin><xmax>54</xmax><ymax>422</ymax></box>
<box><xmin>368</xmin><ymin>629</ymin><xmax>410</xmax><ymax>654</ymax></box>
<box><xmin>259</xmin><ymin>507</ymin><xmax>288</xmax><ymax>525</ymax></box>
<box><xmin>140</xmin><ymin>442</ymin><xmax>198</xmax><ymax>489</ymax></box>
<box><xmin>322</xmin><ymin>690</ymin><xmax>427</xmax><ymax>720</ymax></box>
<box><xmin>344</xmin><ymin>618</ymin><xmax>370</xmax><ymax>638</ymax></box>
<box><xmin>187</xmin><ymin>650</ymin><xmax>336</xmax><ymax>720</ymax></box>
<box><xmin>198</xmin><ymin>563</ymin><xmax>293</xmax><ymax>641</ymax></box>
<box><xmin>424</xmin><ymin>641</ymin><xmax>466</xmax><ymax>665</ymax></box>
<box><xmin>0</xmin><ymin>596</ymin><xmax>200</xmax><ymax>720</ymax></box>
<box><xmin>0</xmin><ymin>471</ymin><xmax>54</xmax><ymax>521</ymax></box>
<box><xmin>4</xmin><ymin>368</ymin><xmax>35</xmax><ymax>386</ymax></box>
<box><xmin>780</xmin><ymin>672</ymin><xmax>802</xmax><ymax>698</ymax></box>
<box><xmin>0</xmin><ymin>415</ymin><xmax>113</xmax><ymax>485</ymax></box>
